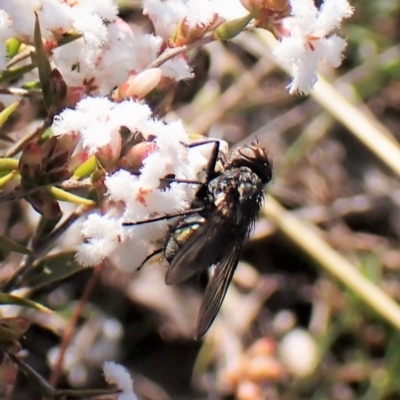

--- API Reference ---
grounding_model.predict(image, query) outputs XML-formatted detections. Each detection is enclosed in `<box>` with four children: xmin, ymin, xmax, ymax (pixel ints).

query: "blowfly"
<box><xmin>163</xmin><ymin>142</ymin><xmax>273</xmax><ymax>338</ymax></box>
<box><xmin>124</xmin><ymin>141</ymin><xmax>273</xmax><ymax>338</ymax></box>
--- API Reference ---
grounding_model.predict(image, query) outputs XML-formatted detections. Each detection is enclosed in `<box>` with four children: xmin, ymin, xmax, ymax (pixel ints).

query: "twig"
<box><xmin>0</xmin><ymin>87</ymin><xmax>42</xmax><ymax>97</ymax></box>
<box><xmin>0</xmin><ymin>178</ymin><xmax>92</xmax><ymax>204</ymax></box>
<box><xmin>59</xmin><ymin>178</ymin><xmax>92</xmax><ymax>190</ymax></box>
<box><xmin>2</xmin><ymin>116</ymin><xmax>52</xmax><ymax>157</ymax></box>
<box><xmin>48</xmin><ymin>263</ymin><xmax>103</xmax><ymax>387</ymax></box>
<box><xmin>147</xmin><ymin>34</ymin><xmax>215</xmax><ymax>69</ymax></box>
<box><xmin>7</xmin><ymin>48</ymin><xmax>33</xmax><ymax>68</ymax></box>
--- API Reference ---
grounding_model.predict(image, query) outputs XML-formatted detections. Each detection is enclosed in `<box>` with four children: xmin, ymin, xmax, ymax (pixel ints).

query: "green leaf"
<box><xmin>57</xmin><ymin>32</ymin><xmax>82</xmax><ymax>47</ymax></box>
<box><xmin>23</xmin><ymin>251</ymin><xmax>83</xmax><ymax>289</ymax></box>
<box><xmin>21</xmin><ymin>80</ymin><xmax>41</xmax><ymax>90</ymax></box>
<box><xmin>0</xmin><ymin>158</ymin><xmax>19</xmax><ymax>172</ymax></box>
<box><xmin>49</xmin><ymin>186</ymin><xmax>95</xmax><ymax>206</ymax></box>
<box><xmin>6</xmin><ymin>38</ymin><xmax>21</xmax><ymax>59</ymax></box>
<box><xmin>0</xmin><ymin>293</ymin><xmax>51</xmax><ymax>313</ymax></box>
<box><xmin>0</xmin><ymin>64</ymin><xmax>36</xmax><ymax>83</ymax></box>
<box><xmin>0</xmin><ymin>235</ymin><xmax>31</xmax><ymax>255</ymax></box>
<box><xmin>72</xmin><ymin>155</ymin><xmax>98</xmax><ymax>179</ymax></box>
<box><xmin>0</xmin><ymin>171</ymin><xmax>16</xmax><ymax>188</ymax></box>
<box><xmin>33</xmin><ymin>13</ymin><xmax>53</xmax><ymax>113</ymax></box>
<box><xmin>213</xmin><ymin>13</ymin><xmax>254</xmax><ymax>41</ymax></box>
<box><xmin>0</xmin><ymin>100</ymin><xmax>20</xmax><ymax>128</ymax></box>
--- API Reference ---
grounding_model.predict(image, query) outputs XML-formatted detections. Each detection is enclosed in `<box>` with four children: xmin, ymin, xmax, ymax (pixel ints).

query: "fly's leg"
<box><xmin>185</xmin><ymin>139</ymin><xmax>221</xmax><ymax>181</ymax></box>
<box><xmin>122</xmin><ymin>206</ymin><xmax>205</xmax><ymax>226</ymax></box>
<box><xmin>138</xmin><ymin>248</ymin><xmax>163</xmax><ymax>270</ymax></box>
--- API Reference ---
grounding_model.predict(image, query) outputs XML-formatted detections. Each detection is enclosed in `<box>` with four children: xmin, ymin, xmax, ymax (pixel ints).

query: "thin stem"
<box><xmin>7</xmin><ymin>48</ymin><xmax>33</xmax><ymax>68</ymax></box>
<box><xmin>0</xmin><ymin>87</ymin><xmax>42</xmax><ymax>97</ymax></box>
<box><xmin>147</xmin><ymin>34</ymin><xmax>215</xmax><ymax>69</ymax></box>
<box><xmin>48</xmin><ymin>263</ymin><xmax>103</xmax><ymax>387</ymax></box>
<box><xmin>0</xmin><ymin>178</ymin><xmax>92</xmax><ymax>204</ymax></box>
<box><xmin>2</xmin><ymin>116</ymin><xmax>52</xmax><ymax>157</ymax></box>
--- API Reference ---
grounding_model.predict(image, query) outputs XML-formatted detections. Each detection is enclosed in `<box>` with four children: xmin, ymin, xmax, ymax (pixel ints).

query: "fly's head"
<box><xmin>225</xmin><ymin>143</ymin><xmax>273</xmax><ymax>185</ymax></box>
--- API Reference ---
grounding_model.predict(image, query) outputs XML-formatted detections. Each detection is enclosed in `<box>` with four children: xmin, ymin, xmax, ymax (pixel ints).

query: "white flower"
<box><xmin>143</xmin><ymin>0</ymin><xmax>248</xmax><ymax>40</ymax></box>
<box><xmin>0</xmin><ymin>10</ymin><xmax>14</xmax><ymax>70</ymax></box>
<box><xmin>273</xmin><ymin>0</ymin><xmax>354</xmax><ymax>94</ymax></box>
<box><xmin>213</xmin><ymin>0</ymin><xmax>248</xmax><ymax>20</ymax></box>
<box><xmin>185</xmin><ymin>0</ymin><xmax>217</xmax><ymax>29</ymax></box>
<box><xmin>76</xmin><ymin>214</ymin><xmax>122</xmax><ymax>267</ymax></box>
<box><xmin>142</xmin><ymin>0</ymin><xmax>187</xmax><ymax>39</ymax></box>
<box><xmin>53</xmin><ymin>97</ymin><xmax>151</xmax><ymax>155</ymax></box>
<box><xmin>103</xmin><ymin>361</ymin><xmax>139</xmax><ymax>400</ymax></box>
<box><xmin>160</xmin><ymin>57</ymin><xmax>194</xmax><ymax>81</ymax></box>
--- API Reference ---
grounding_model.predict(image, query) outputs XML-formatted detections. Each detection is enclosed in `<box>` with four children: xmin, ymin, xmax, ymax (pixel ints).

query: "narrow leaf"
<box><xmin>0</xmin><ymin>101</ymin><xmax>20</xmax><ymax>128</ymax></box>
<box><xmin>0</xmin><ymin>171</ymin><xmax>16</xmax><ymax>188</ymax></box>
<box><xmin>33</xmin><ymin>13</ymin><xmax>52</xmax><ymax>113</ymax></box>
<box><xmin>0</xmin><ymin>64</ymin><xmax>36</xmax><ymax>83</ymax></box>
<box><xmin>0</xmin><ymin>158</ymin><xmax>19</xmax><ymax>172</ymax></box>
<box><xmin>0</xmin><ymin>235</ymin><xmax>31</xmax><ymax>255</ymax></box>
<box><xmin>213</xmin><ymin>13</ymin><xmax>254</xmax><ymax>41</ymax></box>
<box><xmin>0</xmin><ymin>293</ymin><xmax>52</xmax><ymax>313</ymax></box>
<box><xmin>49</xmin><ymin>186</ymin><xmax>95</xmax><ymax>206</ymax></box>
<box><xmin>23</xmin><ymin>251</ymin><xmax>83</xmax><ymax>289</ymax></box>
<box><xmin>57</xmin><ymin>32</ymin><xmax>82</xmax><ymax>47</ymax></box>
<box><xmin>72</xmin><ymin>155</ymin><xmax>97</xmax><ymax>179</ymax></box>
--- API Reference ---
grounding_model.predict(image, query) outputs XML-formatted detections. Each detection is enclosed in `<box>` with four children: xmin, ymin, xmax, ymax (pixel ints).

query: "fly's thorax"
<box><xmin>211</xmin><ymin>166</ymin><xmax>264</xmax><ymax>224</ymax></box>
<box><xmin>164</xmin><ymin>214</ymin><xmax>205</xmax><ymax>263</ymax></box>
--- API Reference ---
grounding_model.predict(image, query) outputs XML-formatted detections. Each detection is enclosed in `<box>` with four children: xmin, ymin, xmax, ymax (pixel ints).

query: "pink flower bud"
<box><xmin>121</xmin><ymin>141</ymin><xmax>157</xmax><ymax>172</ymax></box>
<box><xmin>95</xmin><ymin>130</ymin><xmax>122</xmax><ymax>170</ymax></box>
<box><xmin>114</xmin><ymin>68</ymin><xmax>162</xmax><ymax>100</ymax></box>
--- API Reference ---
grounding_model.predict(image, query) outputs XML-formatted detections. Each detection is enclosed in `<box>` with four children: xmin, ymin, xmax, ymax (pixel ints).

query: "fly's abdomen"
<box><xmin>164</xmin><ymin>214</ymin><xmax>205</xmax><ymax>263</ymax></box>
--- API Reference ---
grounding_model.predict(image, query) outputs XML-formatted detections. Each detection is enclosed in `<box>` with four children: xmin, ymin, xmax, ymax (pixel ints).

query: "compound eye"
<box><xmin>238</xmin><ymin>145</ymin><xmax>261</xmax><ymax>162</ymax></box>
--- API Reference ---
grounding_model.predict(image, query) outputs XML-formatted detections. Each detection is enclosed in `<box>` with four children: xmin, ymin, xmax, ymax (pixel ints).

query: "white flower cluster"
<box><xmin>53</xmin><ymin>96</ymin><xmax>220</xmax><ymax>270</ymax></box>
<box><xmin>273</xmin><ymin>0</ymin><xmax>354</xmax><ymax>94</ymax></box>
<box><xmin>0</xmin><ymin>0</ymin><xmax>354</xmax><ymax>96</ymax></box>
<box><xmin>0</xmin><ymin>0</ymin><xmax>194</xmax><ymax>94</ymax></box>
<box><xmin>143</xmin><ymin>0</ymin><xmax>247</xmax><ymax>39</ymax></box>
<box><xmin>103</xmin><ymin>361</ymin><xmax>138</xmax><ymax>400</ymax></box>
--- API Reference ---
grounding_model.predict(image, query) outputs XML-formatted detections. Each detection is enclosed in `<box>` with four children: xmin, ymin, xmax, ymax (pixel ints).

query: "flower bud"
<box><xmin>172</xmin><ymin>14</ymin><xmax>224</xmax><ymax>46</ymax></box>
<box><xmin>114</xmin><ymin>68</ymin><xmax>162</xmax><ymax>101</ymax></box>
<box><xmin>95</xmin><ymin>130</ymin><xmax>122</xmax><ymax>170</ymax></box>
<box><xmin>213</xmin><ymin>13</ymin><xmax>253</xmax><ymax>41</ymax></box>
<box><xmin>121</xmin><ymin>141</ymin><xmax>157</xmax><ymax>172</ymax></box>
<box><xmin>64</xmin><ymin>85</ymin><xmax>87</xmax><ymax>108</ymax></box>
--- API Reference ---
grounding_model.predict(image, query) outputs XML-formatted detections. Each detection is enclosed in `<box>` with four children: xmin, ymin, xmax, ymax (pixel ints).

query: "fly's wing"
<box><xmin>165</xmin><ymin>211</ymin><xmax>237</xmax><ymax>285</ymax></box>
<box><xmin>195</xmin><ymin>240</ymin><xmax>242</xmax><ymax>338</ymax></box>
